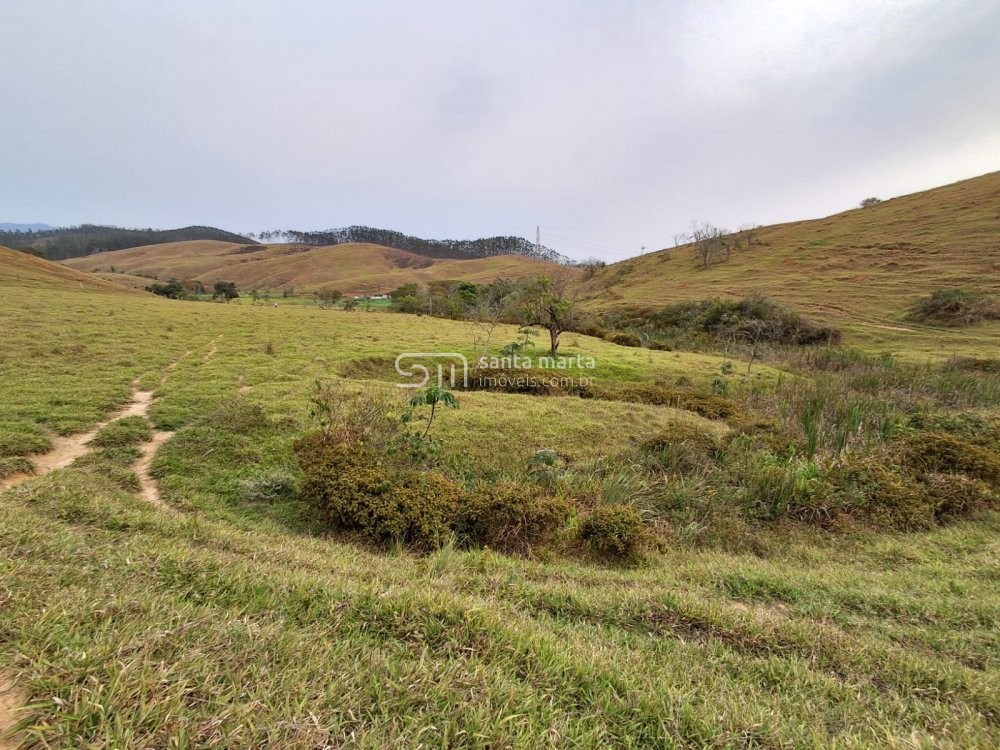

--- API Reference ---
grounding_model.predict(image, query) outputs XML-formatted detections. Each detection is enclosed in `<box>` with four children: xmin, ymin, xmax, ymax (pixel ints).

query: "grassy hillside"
<box><xmin>0</xmin><ymin>246</ymin><xmax>138</xmax><ymax>294</ymax></box>
<box><xmin>1</xmin><ymin>253</ymin><xmax>999</xmax><ymax>747</ymax></box>
<box><xmin>578</xmin><ymin>171</ymin><xmax>1000</xmax><ymax>352</ymax></box>
<box><xmin>63</xmin><ymin>241</ymin><xmax>565</xmax><ymax>294</ymax></box>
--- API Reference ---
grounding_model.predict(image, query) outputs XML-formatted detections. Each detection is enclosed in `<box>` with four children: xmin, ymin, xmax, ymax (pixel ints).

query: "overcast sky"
<box><xmin>2</xmin><ymin>0</ymin><xmax>998</xmax><ymax>261</ymax></box>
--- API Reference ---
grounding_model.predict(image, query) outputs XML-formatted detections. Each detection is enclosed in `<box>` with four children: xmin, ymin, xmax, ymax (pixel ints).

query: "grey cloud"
<box><xmin>1</xmin><ymin>0</ymin><xmax>997</xmax><ymax>260</ymax></box>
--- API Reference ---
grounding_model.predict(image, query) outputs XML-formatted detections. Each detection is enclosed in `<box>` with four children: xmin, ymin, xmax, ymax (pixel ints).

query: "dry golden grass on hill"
<box><xmin>0</xmin><ymin>246</ymin><xmax>137</xmax><ymax>293</ymax></box>
<box><xmin>577</xmin><ymin>171</ymin><xmax>1000</xmax><ymax>327</ymax></box>
<box><xmin>64</xmin><ymin>240</ymin><xmax>564</xmax><ymax>294</ymax></box>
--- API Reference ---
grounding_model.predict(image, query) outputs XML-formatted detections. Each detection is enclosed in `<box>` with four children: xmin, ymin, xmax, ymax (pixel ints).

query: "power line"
<box><xmin>540</xmin><ymin>230</ymin><xmax>636</xmax><ymax>257</ymax></box>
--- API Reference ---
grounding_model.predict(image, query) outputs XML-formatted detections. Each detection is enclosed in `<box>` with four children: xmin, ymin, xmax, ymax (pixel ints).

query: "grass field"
<box><xmin>2</xmin><ymin>245</ymin><xmax>1000</xmax><ymax>748</ymax></box>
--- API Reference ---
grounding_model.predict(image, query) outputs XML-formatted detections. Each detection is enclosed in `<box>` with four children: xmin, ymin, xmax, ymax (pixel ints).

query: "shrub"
<box><xmin>920</xmin><ymin>473</ymin><xmax>995</xmax><ymax>522</ymax></box>
<box><xmin>896</xmin><ymin>431</ymin><xmax>1000</xmax><ymax>486</ymax></box>
<box><xmin>294</xmin><ymin>434</ymin><xmax>461</xmax><ymax>550</ymax></box>
<box><xmin>602</xmin><ymin>297</ymin><xmax>840</xmax><ymax>349</ymax></box>
<box><xmin>605</xmin><ymin>331</ymin><xmax>642</xmax><ymax>347</ymax></box>
<box><xmin>89</xmin><ymin>416</ymin><xmax>153</xmax><ymax>448</ymax></box>
<box><xmin>309</xmin><ymin>380</ymin><xmax>402</xmax><ymax>446</ymax></box>
<box><xmin>824</xmin><ymin>456</ymin><xmax>935</xmax><ymax>530</ymax></box>
<box><xmin>460</xmin><ymin>481</ymin><xmax>572</xmax><ymax>554</ymax></box>
<box><xmin>526</xmin><ymin>449</ymin><xmax>568</xmax><ymax>488</ymax></box>
<box><xmin>907</xmin><ymin>288</ymin><xmax>1000</xmax><ymax>327</ymax></box>
<box><xmin>578</xmin><ymin>503</ymin><xmax>649</xmax><ymax>562</ymax></box>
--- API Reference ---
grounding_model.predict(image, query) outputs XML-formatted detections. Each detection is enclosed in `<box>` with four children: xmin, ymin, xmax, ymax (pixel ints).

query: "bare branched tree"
<box><xmin>719</xmin><ymin>318</ymin><xmax>782</xmax><ymax>377</ymax></box>
<box><xmin>738</xmin><ymin>223</ymin><xmax>760</xmax><ymax>251</ymax></box>
<box><xmin>467</xmin><ymin>292</ymin><xmax>511</xmax><ymax>365</ymax></box>
<box><xmin>690</xmin><ymin>222</ymin><xmax>732</xmax><ymax>269</ymax></box>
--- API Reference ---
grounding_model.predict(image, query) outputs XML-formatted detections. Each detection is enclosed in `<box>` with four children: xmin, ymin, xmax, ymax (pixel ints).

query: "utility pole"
<box><xmin>536</xmin><ymin>225</ymin><xmax>541</xmax><ymax>254</ymax></box>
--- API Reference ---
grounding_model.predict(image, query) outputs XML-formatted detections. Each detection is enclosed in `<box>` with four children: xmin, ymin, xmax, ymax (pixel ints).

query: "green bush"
<box><xmin>460</xmin><ymin>481</ymin><xmax>572</xmax><ymax>554</ymax></box>
<box><xmin>89</xmin><ymin>416</ymin><xmax>153</xmax><ymax>449</ymax></box>
<box><xmin>294</xmin><ymin>433</ymin><xmax>461</xmax><ymax>551</ymax></box>
<box><xmin>578</xmin><ymin>504</ymin><xmax>649</xmax><ymax>562</ymax></box>
<box><xmin>599</xmin><ymin>297</ymin><xmax>841</xmax><ymax>348</ymax></box>
<box><xmin>897</xmin><ymin>431</ymin><xmax>1000</xmax><ymax>486</ymax></box>
<box><xmin>824</xmin><ymin>456</ymin><xmax>935</xmax><ymax>530</ymax></box>
<box><xmin>605</xmin><ymin>331</ymin><xmax>643</xmax><ymax>347</ymax></box>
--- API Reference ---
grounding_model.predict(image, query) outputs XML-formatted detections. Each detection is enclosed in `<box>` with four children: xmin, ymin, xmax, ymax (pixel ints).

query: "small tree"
<box><xmin>738</xmin><ymin>223</ymin><xmax>760</xmax><ymax>250</ymax></box>
<box><xmin>859</xmin><ymin>197</ymin><xmax>881</xmax><ymax>208</ymax></box>
<box><xmin>519</xmin><ymin>272</ymin><xmax>579</xmax><ymax>355</ymax></box>
<box><xmin>146</xmin><ymin>277</ymin><xmax>186</xmax><ymax>299</ymax></box>
<box><xmin>316</xmin><ymin>287</ymin><xmax>343</xmax><ymax>307</ymax></box>
<box><xmin>690</xmin><ymin>222</ymin><xmax>733</xmax><ymax>269</ymax></box>
<box><xmin>212</xmin><ymin>281</ymin><xmax>239</xmax><ymax>301</ymax></box>
<box><xmin>409</xmin><ymin>386</ymin><xmax>458</xmax><ymax>439</ymax></box>
<box><xmin>343</xmin><ymin>297</ymin><xmax>358</xmax><ymax>312</ymax></box>
<box><xmin>578</xmin><ymin>257</ymin><xmax>606</xmax><ymax>280</ymax></box>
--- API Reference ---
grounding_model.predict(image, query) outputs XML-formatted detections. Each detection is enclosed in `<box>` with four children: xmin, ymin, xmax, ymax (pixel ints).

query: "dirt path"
<box><xmin>862</xmin><ymin>323</ymin><xmax>918</xmax><ymax>333</ymax></box>
<box><xmin>0</xmin><ymin>388</ymin><xmax>156</xmax><ymax>494</ymax></box>
<box><xmin>0</xmin><ymin>387</ymin><xmax>179</xmax><ymax>510</ymax></box>
<box><xmin>0</xmin><ymin>346</ymin><xmax>198</xmax><ymax>500</ymax></box>
<box><xmin>134</xmin><ymin>430</ymin><xmax>177</xmax><ymax>513</ymax></box>
<box><xmin>202</xmin><ymin>334</ymin><xmax>223</xmax><ymax>363</ymax></box>
<box><xmin>0</xmin><ymin>674</ymin><xmax>23</xmax><ymax>750</ymax></box>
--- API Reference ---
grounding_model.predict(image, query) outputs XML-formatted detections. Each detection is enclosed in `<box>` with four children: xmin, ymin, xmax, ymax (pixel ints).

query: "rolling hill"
<box><xmin>0</xmin><ymin>245</ymin><xmax>138</xmax><ymax>293</ymax></box>
<box><xmin>62</xmin><ymin>241</ymin><xmax>565</xmax><ymax>294</ymax></box>
<box><xmin>577</xmin><ymin>171</ymin><xmax>1000</xmax><ymax>328</ymax></box>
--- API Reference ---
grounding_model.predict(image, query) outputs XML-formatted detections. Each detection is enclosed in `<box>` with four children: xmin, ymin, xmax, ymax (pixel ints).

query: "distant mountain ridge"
<box><xmin>0</xmin><ymin>225</ymin><xmax>257</xmax><ymax>261</ymax></box>
<box><xmin>255</xmin><ymin>226</ymin><xmax>572</xmax><ymax>264</ymax></box>
<box><xmin>0</xmin><ymin>222</ymin><xmax>54</xmax><ymax>232</ymax></box>
<box><xmin>3</xmin><ymin>222</ymin><xmax>571</xmax><ymax>265</ymax></box>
